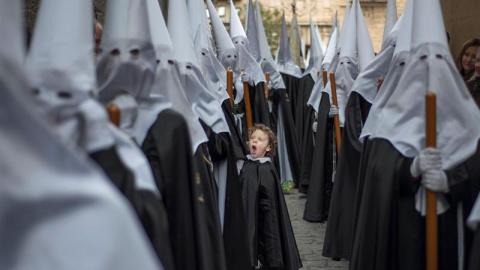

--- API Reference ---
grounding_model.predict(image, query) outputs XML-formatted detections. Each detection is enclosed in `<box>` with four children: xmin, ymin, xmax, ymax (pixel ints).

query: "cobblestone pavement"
<box><xmin>284</xmin><ymin>189</ymin><xmax>349</xmax><ymax>270</ymax></box>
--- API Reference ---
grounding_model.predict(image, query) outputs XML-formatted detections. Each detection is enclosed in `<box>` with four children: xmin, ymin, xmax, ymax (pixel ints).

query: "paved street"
<box><xmin>285</xmin><ymin>189</ymin><xmax>349</xmax><ymax>270</ymax></box>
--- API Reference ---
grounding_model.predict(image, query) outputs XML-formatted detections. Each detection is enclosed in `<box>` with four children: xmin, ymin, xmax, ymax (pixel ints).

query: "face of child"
<box><xmin>462</xmin><ymin>46</ymin><xmax>478</xmax><ymax>73</ymax></box>
<box><xmin>249</xmin><ymin>129</ymin><xmax>271</xmax><ymax>159</ymax></box>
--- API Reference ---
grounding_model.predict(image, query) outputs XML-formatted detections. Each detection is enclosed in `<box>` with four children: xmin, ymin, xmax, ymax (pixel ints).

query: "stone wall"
<box><xmin>440</xmin><ymin>0</ymin><xmax>480</xmax><ymax>58</ymax></box>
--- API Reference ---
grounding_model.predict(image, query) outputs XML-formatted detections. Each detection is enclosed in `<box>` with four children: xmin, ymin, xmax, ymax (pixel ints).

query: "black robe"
<box><xmin>201</xmin><ymin>104</ymin><xmax>252</xmax><ymax>270</ymax></box>
<box><xmin>322</xmin><ymin>92</ymin><xmax>371</xmax><ymax>260</ymax></box>
<box><xmin>281</xmin><ymin>73</ymin><xmax>301</xmax><ymax>122</ymax></box>
<box><xmin>240</xmin><ymin>159</ymin><xmax>302</xmax><ymax>269</ymax></box>
<box><xmin>269</xmin><ymin>87</ymin><xmax>301</xmax><ymax>187</ymax></box>
<box><xmin>90</xmin><ymin>147</ymin><xmax>175</xmax><ymax>270</ymax></box>
<box><xmin>141</xmin><ymin>109</ymin><xmax>227</xmax><ymax>270</ymax></box>
<box><xmin>469</xmin><ymin>228</ymin><xmax>480</xmax><ymax>270</ymax></box>
<box><xmin>350</xmin><ymin>138</ymin><xmax>474</xmax><ymax>270</ymax></box>
<box><xmin>303</xmin><ymin>92</ymin><xmax>335</xmax><ymax>222</ymax></box>
<box><xmin>294</xmin><ymin>75</ymin><xmax>315</xmax><ymax>164</ymax></box>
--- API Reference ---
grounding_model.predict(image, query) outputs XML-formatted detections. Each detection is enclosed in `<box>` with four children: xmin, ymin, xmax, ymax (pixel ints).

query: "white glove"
<box><xmin>421</xmin><ymin>169</ymin><xmax>449</xmax><ymax>193</ymax></box>
<box><xmin>328</xmin><ymin>105</ymin><xmax>339</xmax><ymax>118</ymax></box>
<box><xmin>410</xmin><ymin>148</ymin><xmax>442</xmax><ymax>177</ymax></box>
<box><xmin>78</xmin><ymin>99</ymin><xmax>115</xmax><ymax>153</ymax></box>
<box><xmin>267</xmin><ymin>81</ymin><xmax>273</xmax><ymax>90</ymax></box>
<box><xmin>241</xmin><ymin>71</ymin><xmax>254</xmax><ymax>86</ymax></box>
<box><xmin>110</xmin><ymin>94</ymin><xmax>138</xmax><ymax>137</ymax></box>
<box><xmin>312</xmin><ymin>121</ymin><xmax>318</xmax><ymax>133</ymax></box>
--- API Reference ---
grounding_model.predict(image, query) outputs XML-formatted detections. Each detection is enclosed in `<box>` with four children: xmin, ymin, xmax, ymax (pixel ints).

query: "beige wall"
<box><xmin>440</xmin><ymin>0</ymin><xmax>480</xmax><ymax>58</ymax></box>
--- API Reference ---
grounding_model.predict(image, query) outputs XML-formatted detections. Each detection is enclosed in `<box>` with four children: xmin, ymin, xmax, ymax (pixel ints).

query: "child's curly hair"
<box><xmin>247</xmin><ymin>124</ymin><xmax>278</xmax><ymax>158</ymax></box>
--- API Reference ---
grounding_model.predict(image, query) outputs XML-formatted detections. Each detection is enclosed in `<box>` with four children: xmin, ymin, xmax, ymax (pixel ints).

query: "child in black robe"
<box><xmin>240</xmin><ymin>124</ymin><xmax>302</xmax><ymax>270</ymax></box>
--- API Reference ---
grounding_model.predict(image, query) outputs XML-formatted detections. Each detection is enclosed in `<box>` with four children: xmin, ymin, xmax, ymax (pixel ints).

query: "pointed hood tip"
<box><xmin>207</xmin><ymin>0</ymin><xmax>236</xmax><ymax>57</ymax></box>
<box><xmin>229</xmin><ymin>0</ymin><xmax>247</xmax><ymax>39</ymax></box>
<box><xmin>412</xmin><ymin>0</ymin><xmax>449</xmax><ymax>49</ymax></box>
<box><xmin>167</xmin><ymin>0</ymin><xmax>200</xmax><ymax>65</ymax></box>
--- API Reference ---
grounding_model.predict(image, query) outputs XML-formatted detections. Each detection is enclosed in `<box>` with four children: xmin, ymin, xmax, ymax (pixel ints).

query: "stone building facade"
<box><xmin>215</xmin><ymin>0</ymin><xmax>407</xmax><ymax>53</ymax></box>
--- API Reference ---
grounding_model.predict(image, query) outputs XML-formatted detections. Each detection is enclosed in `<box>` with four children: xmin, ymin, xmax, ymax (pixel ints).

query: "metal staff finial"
<box><xmin>291</xmin><ymin>1</ymin><xmax>296</xmax><ymax>14</ymax></box>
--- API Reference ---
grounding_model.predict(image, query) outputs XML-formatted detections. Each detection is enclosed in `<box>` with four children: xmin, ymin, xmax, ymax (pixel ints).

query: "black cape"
<box><xmin>303</xmin><ymin>92</ymin><xmax>335</xmax><ymax>222</ymax></box>
<box><xmin>322</xmin><ymin>92</ymin><xmax>371</xmax><ymax>259</ymax></box>
<box><xmin>142</xmin><ymin>109</ymin><xmax>227</xmax><ymax>270</ymax></box>
<box><xmin>202</xmin><ymin>102</ymin><xmax>252</xmax><ymax>270</ymax></box>
<box><xmin>469</xmin><ymin>228</ymin><xmax>480</xmax><ymax>270</ymax></box>
<box><xmin>240</xmin><ymin>159</ymin><xmax>302</xmax><ymax>269</ymax></box>
<box><xmin>281</xmin><ymin>73</ymin><xmax>301</xmax><ymax>122</ymax></box>
<box><xmin>90</xmin><ymin>147</ymin><xmax>175</xmax><ymax>270</ymax></box>
<box><xmin>269</xmin><ymin>86</ymin><xmax>301</xmax><ymax>187</ymax></box>
<box><xmin>350</xmin><ymin>138</ymin><xmax>466</xmax><ymax>270</ymax></box>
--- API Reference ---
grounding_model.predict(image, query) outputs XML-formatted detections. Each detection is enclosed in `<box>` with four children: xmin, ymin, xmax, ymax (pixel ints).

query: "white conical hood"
<box><xmin>147</xmin><ymin>0</ymin><xmax>173</xmax><ymax>58</ymax></box>
<box><xmin>0</xmin><ymin>1</ymin><xmax>24</xmax><ymax>67</ymax></box>
<box><xmin>26</xmin><ymin>0</ymin><xmax>95</xmax><ymax>95</ymax></box>
<box><xmin>322</xmin><ymin>25</ymin><xmax>339</xmax><ymax>69</ymax></box>
<box><xmin>290</xmin><ymin>11</ymin><xmax>305</xmax><ymax>69</ymax></box>
<box><xmin>382</xmin><ymin>0</ymin><xmax>398</xmax><ymax>44</ymax></box>
<box><xmin>168</xmin><ymin>0</ymin><xmax>230</xmax><ymax>135</ymax></box>
<box><xmin>255</xmin><ymin>0</ymin><xmax>286</xmax><ymax>89</ymax></box>
<box><xmin>356</xmin><ymin>0</ymin><xmax>375</xmax><ymax>71</ymax></box>
<box><xmin>316</xmin><ymin>24</ymin><xmax>326</xmax><ymax>54</ymax></box>
<box><xmin>206</xmin><ymin>0</ymin><xmax>237</xmax><ymax>61</ymax></box>
<box><xmin>168</xmin><ymin>0</ymin><xmax>200</xmax><ymax>66</ymax></box>
<box><xmin>411</xmin><ymin>0</ymin><xmax>448</xmax><ymax>49</ymax></box>
<box><xmin>468</xmin><ymin>194</ymin><xmax>480</xmax><ymax>230</ymax></box>
<box><xmin>97</xmin><ymin>0</ymin><xmax>156</xmax><ymax>103</ymax></box>
<box><xmin>276</xmin><ymin>13</ymin><xmax>303</xmax><ymax>78</ymax></box>
<box><xmin>246</xmin><ymin>0</ymin><xmax>261</xmax><ymax>61</ymax></box>
<box><xmin>229</xmin><ymin>0</ymin><xmax>247</xmax><ymax>39</ymax></box>
<box><xmin>333</xmin><ymin>11</ymin><xmax>339</xmax><ymax>31</ymax></box>
<box><xmin>303</xmin><ymin>14</ymin><xmax>324</xmax><ymax>81</ymax></box>
<box><xmin>350</xmin><ymin>15</ymin><xmax>403</xmax><ymax>104</ymax></box>
<box><xmin>148</xmin><ymin>0</ymin><xmax>208</xmax><ymax>153</ymax></box>
<box><xmin>337</xmin><ymin>0</ymin><xmax>351</xmax><ymax>53</ymax></box>
<box><xmin>339</xmin><ymin>0</ymin><xmax>357</xmax><ymax>59</ymax></box>
<box><xmin>188</xmin><ymin>0</ymin><xmax>209</xmax><ymax>40</ymax></box>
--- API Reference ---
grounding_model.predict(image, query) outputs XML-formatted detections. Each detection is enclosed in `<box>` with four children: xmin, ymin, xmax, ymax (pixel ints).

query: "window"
<box><xmin>218</xmin><ymin>6</ymin><xmax>226</xmax><ymax>17</ymax></box>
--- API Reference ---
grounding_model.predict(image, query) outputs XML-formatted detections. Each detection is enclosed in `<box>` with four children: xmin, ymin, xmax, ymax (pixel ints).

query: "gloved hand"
<box><xmin>241</xmin><ymin>71</ymin><xmax>254</xmax><ymax>86</ymax></box>
<box><xmin>110</xmin><ymin>94</ymin><xmax>138</xmax><ymax>137</ymax></box>
<box><xmin>78</xmin><ymin>98</ymin><xmax>115</xmax><ymax>153</ymax></box>
<box><xmin>410</xmin><ymin>148</ymin><xmax>442</xmax><ymax>177</ymax></box>
<box><xmin>328</xmin><ymin>105</ymin><xmax>339</xmax><ymax>118</ymax></box>
<box><xmin>312</xmin><ymin>121</ymin><xmax>318</xmax><ymax>133</ymax></box>
<box><xmin>421</xmin><ymin>169</ymin><xmax>449</xmax><ymax>193</ymax></box>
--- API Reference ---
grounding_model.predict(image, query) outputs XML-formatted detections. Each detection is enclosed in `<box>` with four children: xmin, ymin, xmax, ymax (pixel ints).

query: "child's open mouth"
<box><xmin>251</xmin><ymin>145</ymin><xmax>257</xmax><ymax>154</ymax></box>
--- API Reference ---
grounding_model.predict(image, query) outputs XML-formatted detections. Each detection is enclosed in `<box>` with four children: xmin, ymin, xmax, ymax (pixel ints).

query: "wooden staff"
<box><xmin>329</xmin><ymin>72</ymin><xmax>342</xmax><ymax>155</ymax></box>
<box><xmin>264</xmin><ymin>72</ymin><xmax>270</xmax><ymax>99</ymax></box>
<box><xmin>323</xmin><ymin>70</ymin><xmax>328</xmax><ymax>87</ymax></box>
<box><xmin>425</xmin><ymin>92</ymin><xmax>438</xmax><ymax>270</ymax></box>
<box><xmin>242</xmin><ymin>68</ymin><xmax>253</xmax><ymax>130</ymax></box>
<box><xmin>107</xmin><ymin>104</ymin><xmax>121</xmax><ymax>127</ymax></box>
<box><xmin>227</xmin><ymin>68</ymin><xmax>234</xmax><ymax>107</ymax></box>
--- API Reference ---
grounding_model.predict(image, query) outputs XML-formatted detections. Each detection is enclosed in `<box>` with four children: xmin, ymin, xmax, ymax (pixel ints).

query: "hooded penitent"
<box><xmin>255</xmin><ymin>0</ymin><xmax>286</xmax><ymax>90</ymax></box>
<box><xmin>5</xmin><ymin>1</ymin><xmax>162</xmax><ymax>269</ymax></box>
<box><xmin>303</xmin><ymin>14</ymin><xmax>324</xmax><ymax>82</ymax></box>
<box><xmin>25</xmin><ymin>0</ymin><xmax>114</xmax><ymax>154</ymax></box>
<box><xmin>329</xmin><ymin>0</ymin><xmax>375</xmax><ymax>127</ymax></box>
<box><xmin>290</xmin><ymin>10</ymin><xmax>305</xmax><ymax>69</ymax></box>
<box><xmin>228</xmin><ymin>0</ymin><xmax>265</xmax><ymax>85</ymax></box>
<box><xmin>276</xmin><ymin>13</ymin><xmax>303</xmax><ymax>78</ymax></box>
<box><xmin>350</xmin><ymin>12</ymin><xmax>404</xmax><ymax>104</ymax></box>
<box><xmin>96</xmin><ymin>0</ymin><xmax>156</xmax><ymax>104</ymax></box>
<box><xmin>168</xmin><ymin>0</ymin><xmax>229</xmax><ymax>135</ymax></box>
<box><xmin>147</xmin><ymin>0</ymin><xmax>207</xmax><ymax>153</ymax></box>
<box><xmin>382</xmin><ymin>0</ymin><xmax>398</xmax><ymax>47</ymax></box>
<box><xmin>363</xmin><ymin>0</ymin><xmax>480</xmax><ymax>212</ymax></box>
<box><xmin>188</xmin><ymin>0</ymin><xmax>230</xmax><ymax>105</ymax></box>
<box><xmin>307</xmin><ymin>22</ymin><xmax>339</xmax><ymax>113</ymax></box>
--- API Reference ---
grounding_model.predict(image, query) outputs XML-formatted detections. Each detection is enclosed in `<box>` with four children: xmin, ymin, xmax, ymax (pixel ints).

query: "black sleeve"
<box><xmin>199</xmin><ymin>119</ymin><xmax>230</xmax><ymax>162</ymax></box>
